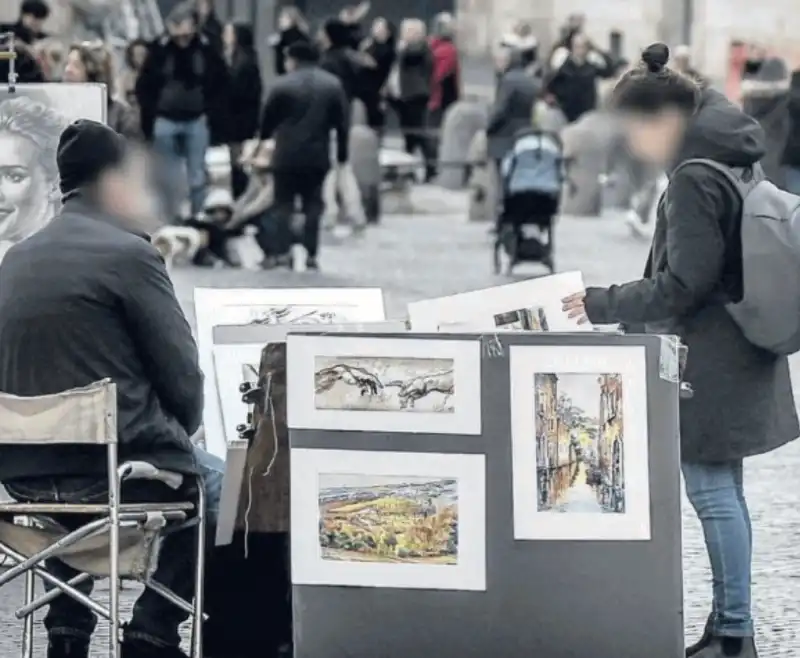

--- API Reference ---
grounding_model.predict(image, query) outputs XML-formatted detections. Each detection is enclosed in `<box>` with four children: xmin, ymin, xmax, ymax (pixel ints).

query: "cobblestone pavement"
<box><xmin>1</xmin><ymin>198</ymin><xmax>799</xmax><ymax>656</ymax></box>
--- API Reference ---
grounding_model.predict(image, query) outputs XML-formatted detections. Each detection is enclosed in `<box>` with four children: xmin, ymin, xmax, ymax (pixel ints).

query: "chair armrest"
<box><xmin>118</xmin><ymin>461</ymin><xmax>184</xmax><ymax>490</ymax></box>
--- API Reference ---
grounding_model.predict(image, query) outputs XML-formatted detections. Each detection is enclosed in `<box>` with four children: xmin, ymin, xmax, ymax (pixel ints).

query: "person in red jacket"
<box><xmin>428</xmin><ymin>13</ymin><xmax>460</xmax><ymax>175</ymax></box>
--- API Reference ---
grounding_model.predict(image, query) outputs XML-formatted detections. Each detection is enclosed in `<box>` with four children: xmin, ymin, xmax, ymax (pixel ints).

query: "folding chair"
<box><xmin>0</xmin><ymin>379</ymin><xmax>206</xmax><ymax>658</ymax></box>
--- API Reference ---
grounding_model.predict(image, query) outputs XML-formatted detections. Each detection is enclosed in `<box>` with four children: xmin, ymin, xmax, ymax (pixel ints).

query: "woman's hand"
<box><xmin>562</xmin><ymin>291</ymin><xmax>590</xmax><ymax>325</ymax></box>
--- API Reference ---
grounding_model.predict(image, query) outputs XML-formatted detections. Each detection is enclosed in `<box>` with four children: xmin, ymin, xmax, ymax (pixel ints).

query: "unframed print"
<box><xmin>195</xmin><ymin>287</ymin><xmax>385</xmax><ymax>458</ymax></box>
<box><xmin>0</xmin><ymin>84</ymin><xmax>105</xmax><ymax>262</ymax></box>
<box><xmin>406</xmin><ymin>271</ymin><xmax>591</xmax><ymax>332</ymax></box>
<box><xmin>291</xmin><ymin>449</ymin><xmax>486</xmax><ymax>590</ymax></box>
<box><xmin>509</xmin><ymin>345</ymin><xmax>650</xmax><ymax>540</ymax></box>
<box><xmin>288</xmin><ymin>335</ymin><xmax>481</xmax><ymax>434</ymax></box>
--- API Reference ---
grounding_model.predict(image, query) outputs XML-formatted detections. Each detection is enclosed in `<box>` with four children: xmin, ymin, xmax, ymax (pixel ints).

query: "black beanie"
<box><xmin>57</xmin><ymin>119</ymin><xmax>127</xmax><ymax>196</ymax></box>
<box><xmin>286</xmin><ymin>40</ymin><xmax>319</xmax><ymax>63</ymax></box>
<box><xmin>323</xmin><ymin>18</ymin><xmax>350</xmax><ymax>48</ymax></box>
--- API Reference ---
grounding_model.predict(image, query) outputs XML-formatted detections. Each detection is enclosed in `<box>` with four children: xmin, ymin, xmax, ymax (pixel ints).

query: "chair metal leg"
<box><xmin>21</xmin><ymin>570</ymin><xmax>34</xmax><ymax>658</ymax></box>
<box><xmin>191</xmin><ymin>481</ymin><xmax>206</xmax><ymax>658</ymax></box>
<box><xmin>16</xmin><ymin>573</ymin><xmax>93</xmax><ymax>619</ymax></box>
<box><xmin>108</xmin><ymin>444</ymin><xmax>122</xmax><ymax>658</ymax></box>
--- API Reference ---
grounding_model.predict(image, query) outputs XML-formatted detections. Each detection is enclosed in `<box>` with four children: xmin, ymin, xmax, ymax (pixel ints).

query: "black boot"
<box><xmin>693</xmin><ymin>636</ymin><xmax>758</xmax><ymax>658</ymax></box>
<box><xmin>47</xmin><ymin>637</ymin><xmax>90</xmax><ymax>658</ymax></box>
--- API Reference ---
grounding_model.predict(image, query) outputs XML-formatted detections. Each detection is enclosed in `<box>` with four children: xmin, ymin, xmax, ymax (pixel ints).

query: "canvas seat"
<box><xmin>0</xmin><ymin>379</ymin><xmax>206</xmax><ymax>658</ymax></box>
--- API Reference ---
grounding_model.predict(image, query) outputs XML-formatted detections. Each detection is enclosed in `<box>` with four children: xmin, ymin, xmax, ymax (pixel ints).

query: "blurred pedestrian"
<box><xmin>546</xmin><ymin>31</ymin><xmax>614</xmax><ymax>123</ymax></box>
<box><xmin>136</xmin><ymin>1</ymin><xmax>228</xmax><ymax>221</ymax></box>
<box><xmin>672</xmin><ymin>44</ymin><xmax>706</xmax><ymax>86</ymax></box>
<box><xmin>428</xmin><ymin>12</ymin><xmax>461</xmax><ymax>129</ymax></box>
<box><xmin>0</xmin><ymin>0</ymin><xmax>50</xmax><ymax>83</ymax></box>
<box><xmin>269</xmin><ymin>6</ymin><xmax>312</xmax><ymax>76</ymax></box>
<box><xmin>359</xmin><ymin>17</ymin><xmax>396</xmax><ymax>131</ymax></box>
<box><xmin>394</xmin><ymin>18</ymin><xmax>435</xmax><ymax>180</ymax></box>
<box><xmin>32</xmin><ymin>36</ymin><xmax>65</xmax><ymax>80</ymax></box>
<box><xmin>781</xmin><ymin>71</ymin><xmax>800</xmax><ymax>194</ymax></box>
<box><xmin>740</xmin><ymin>43</ymin><xmax>789</xmax><ymax>183</ymax></box>
<box><xmin>338</xmin><ymin>1</ymin><xmax>371</xmax><ymax>49</ymax></box>
<box><xmin>500</xmin><ymin>19</ymin><xmax>538</xmax><ymax>72</ymax></box>
<box><xmin>259</xmin><ymin>41</ymin><xmax>349</xmax><ymax>271</ymax></box>
<box><xmin>120</xmin><ymin>38</ymin><xmax>149</xmax><ymax>109</ymax></box>
<box><xmin>222</xmin><ymin>20</ymin><xmax>262</xmax><ymax>199</ymax></box>
<box><xmin>566</xmin><ymin>43</ymin><xmax>797</xmax><ymax>658</ymax></box>
<box><xmin>64</xmin><ymin>41</ymin><xmax>142</xmax><ymax>139</ymax></box>
<box><xmin>194</xmin><ymin>0</ymin><xmax>223</xmax><ymax>53</ymax></box>
<box><xmin>319</xmin><ymin>17</ymin><xmax>363</xmax><ymax>105</ymax></box>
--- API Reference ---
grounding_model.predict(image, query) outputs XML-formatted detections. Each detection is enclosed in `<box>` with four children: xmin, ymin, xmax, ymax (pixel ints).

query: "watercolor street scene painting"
<box><xmin>534</xmin><ymin>373</ymin><xmax>625</xmax><ymax>515</ymax></box>
<box><xmin>318</xmin><ymin>474</ymin><xmax>459</xmax><ymax>565</ymax></box>
<box><xmin>314</xmin><ymin>356</ymin><xmax>455</xmax><ymax>413</ymax></box>
<box><xmin>494</xmin><ymin>306</ymin><xmax>550</xmax><ymax>331</ymax></box>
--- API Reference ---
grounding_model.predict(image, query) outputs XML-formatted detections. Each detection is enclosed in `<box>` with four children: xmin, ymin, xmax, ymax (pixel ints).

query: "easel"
<box><xmin>0</xmin><ymin>32</ymin><xmax>17</xmax><ymax>93</ymax></box>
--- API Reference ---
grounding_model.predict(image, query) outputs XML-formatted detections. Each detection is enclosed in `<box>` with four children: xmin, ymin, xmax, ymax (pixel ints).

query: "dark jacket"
<box><xmin>397</xmin><ymin>41</ymin><xmax>433</xmax><ymax>102</ymax></box>
<box><xmin>0</xmin><ymin>198</ymin><xmax>204</xmax><ymax>481</ymax></box>
<box><xmin>135</xmin><ymin>33</ymin><xmax>228</xmax><ymax>142</ymax></box>
<box><xmin>486</xmin><ymin>59</ymin><xmax>540</xmax><ymax>159</ymax></box>
<box><xmin>584</xmin><ymin>89</ymin><xmax>799</xmax><ymax>463</ymax></box>
<box><xmin>260</xmin><ymin>64</ymin><xmax>349</xmax><ymax>173</ymax></box>
<box><xmin>221</xmin><ymin>26</ymin><xmax>263</xmax><ymax>144</ymax></box>
<box><xmin>320</xmin><ymin>46</ymin><xmax>362</xmax><ymax>103</ymax></box>
<box><xmin>781</xmin><ymin>71</ymin><xmax>800</xmax><ymax>167</ymax></box>
<box><xmin>0</xmin><ymin>22</ymin><xmax>44</xmax><ymax>83</ymax></box>
<box><xmin>271</xmin><ymin>26</ymin><xmax>312</xmax><ymax>76</ymax></box>
<box><xmin>197</xmin><ymin>10</ymin><xmax>224</xmax><ymax>54</ymax></box>
<box><xmin>546</xmin><ymin>52</ymin><xmax>613</xmax><ymax>123</ymax></box>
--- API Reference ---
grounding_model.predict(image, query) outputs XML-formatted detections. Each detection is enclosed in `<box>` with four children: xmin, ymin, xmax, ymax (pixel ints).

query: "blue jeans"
<box><xmin>4</xmin><ymin>446</ymin><xmax>224</xmax><ymax>648</ymax></box>
<box><xmin>682</xmin><ymin>460</ymin><xmax>754</xmax><ymax>637</ymax></box>
<box><xmin>153</xmin><ymin>115</ymin><xmax>210</xmax><ymax>218</ymax></box>
<box><xmin>782</xmin><ymin>166</ymin><xmax>800</xmax><ymax>195</ymax></box>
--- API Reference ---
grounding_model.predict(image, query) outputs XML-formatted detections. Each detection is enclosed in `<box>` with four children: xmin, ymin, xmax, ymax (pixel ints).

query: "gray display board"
<box><xmin>290</xmin><ymin>332</ymin><xmax>682</xmax><ymax>658</ymax></box>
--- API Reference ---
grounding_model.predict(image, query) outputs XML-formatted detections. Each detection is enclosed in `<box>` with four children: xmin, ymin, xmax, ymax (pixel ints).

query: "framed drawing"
<box><xmin>509</xmin><ymin>345</ymin><xmax>650</xmax><ymax>540</ymax></box>
<box><xmin>406</xmin><ymin>271</ymin><xmax>590</xmax><ymax>332</ymax></box>
<box><xmin>287</xmin><ymin>335</ymin><xmax>482</xmax><ymax>434</ymax></box>
<box><xmin>291</xmin><ymin>448</ymin><xmax>486</xmax><ymax>591</ymax></box>
<box><xmin>0</xmin><ymin>84</ymin><xmax>105</xmax><ymax>264</ymax></box>
<box><xmin>194</xmin><ymin>287</ymin><xmax>385</xmax><ymax>458</ymax></box>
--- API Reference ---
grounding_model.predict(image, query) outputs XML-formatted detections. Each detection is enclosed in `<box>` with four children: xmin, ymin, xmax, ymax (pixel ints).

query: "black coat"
<box><xmin>260</xmin><ymin>64</ymin><xmax>349</xmax><ymax>173</ymax></box>
<box><xmin>135</xmin><ymin>33</ymin><xmax>229</xmax><ymax>143</ymax></box>
<box><xmin>0</xmin><ymin>21</ymin><xmax>44</xmax><ymax>83</ymax></box>
<box><xmin>546</xmin><ymin>51</ymin><xmax>613</xmax><ymax>123</ymax></box>
<box><xmin>271</xmin><ymin>27</ymin><xmax>312</xmax><ymax>76</ymax></box>
<box><xmin>221</xmin><ymin>47</ymin><xmax>263</xmax><ymax>143</ymax></box>
<box><xmin>0</xmin><ymin>198</ymin><xmax>203</xmax><ymax>481</ymax></box>
<box><xmin>397</xmin><ymin>42</ymin><xmax>433</xmax><ymax>102</ymax></box>
<box><xmin>584</xmin><ymin>89</ymin><xmax>799</xmax><ymax>463</ymax></box>
<box><xmin>320</xmin><ymin>46</ymin><xmax>362</xmax><ymax>102</ymax></box>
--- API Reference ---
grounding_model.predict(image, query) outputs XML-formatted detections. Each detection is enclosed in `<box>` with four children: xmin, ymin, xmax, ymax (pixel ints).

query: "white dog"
<box><xmin>152</xmin><ymin>226</ymin><xmax>206</xmax><ymax>269</ymax></box>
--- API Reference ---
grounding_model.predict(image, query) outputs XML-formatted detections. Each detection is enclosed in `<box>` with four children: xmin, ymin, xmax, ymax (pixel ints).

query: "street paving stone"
<box><xmin>1</xmin><ymin>205</ymin><xmax>799</xmax><ymax>656</ymax></box>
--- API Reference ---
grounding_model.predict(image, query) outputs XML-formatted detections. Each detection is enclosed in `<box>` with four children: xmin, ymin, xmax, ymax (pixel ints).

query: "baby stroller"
<box><xmin>493</xmin><ymin>128</ymin><xmax>566</xmax><ymax>275</ymax></box>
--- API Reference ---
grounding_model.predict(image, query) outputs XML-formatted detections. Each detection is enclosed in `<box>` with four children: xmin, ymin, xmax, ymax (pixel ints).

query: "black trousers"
<box><xmin>261</xmin><ymin>169</ymin><xmax>327</xmax><ymax>258</ymax></box>
<box><xmin>396</xmin><ymin>97</ymin><xmax>435</xmax><ymax>172</ymax></box>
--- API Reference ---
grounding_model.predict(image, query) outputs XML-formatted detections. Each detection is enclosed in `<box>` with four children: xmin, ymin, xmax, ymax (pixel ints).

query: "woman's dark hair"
<box><xmin>231</xmin><ymin>21</ymin><xmax>255</xmax><ymax>51</ymax></box>
<box><xmin>124</xmin><ymin>38</ymin><xmax>149</xmax><ymax>69</ymax></box>
<box><xmin>611</xmin><ymin>43</ymin><xmax>700</xmax><ymax>115</ymax></box>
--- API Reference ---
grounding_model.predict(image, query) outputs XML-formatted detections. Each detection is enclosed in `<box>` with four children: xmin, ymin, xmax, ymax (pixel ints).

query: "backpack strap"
<box><xmin>672</xmin><ymin>158</ymin><xmax>763</xmax><ymax>199</ymax></box>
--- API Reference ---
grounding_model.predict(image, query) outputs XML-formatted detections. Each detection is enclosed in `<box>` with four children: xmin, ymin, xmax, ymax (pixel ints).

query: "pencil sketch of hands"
<box><xmin>315</xmin><ymin>364</ymin><xmax>384</xmax><ymax>396</ymax></box>
<box><xmin>389</xmin><ymin>370</ymin><xmax>454</xmax><ymax>409</ymax></box>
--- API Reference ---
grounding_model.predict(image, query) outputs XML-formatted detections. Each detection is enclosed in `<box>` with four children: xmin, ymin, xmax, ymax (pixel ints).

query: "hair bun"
<box><xmin>641</xmin><ymin>43</ymin><xmax>669</xmax><ymax>73</ymax></box>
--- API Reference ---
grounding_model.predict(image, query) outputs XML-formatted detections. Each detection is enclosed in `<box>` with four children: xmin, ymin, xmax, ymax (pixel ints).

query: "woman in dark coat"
<box><xmin>360</xmin><ymin>17</ymin><xmax>396</xmax><ymax>131</ymax></box>
<box><xmin>270</xmin><ymin>6</ymin><xmax>312</xmax><ymax>76</ymax></box>
<box><xmin>563</xmin><ymin>43</ymin><xmax>798</xmax><ymax>658</ymax></box>
<box><xmin>222</xmin><ymin>21</ymin><xmax>263</xmax><ymax>198</ymax></box>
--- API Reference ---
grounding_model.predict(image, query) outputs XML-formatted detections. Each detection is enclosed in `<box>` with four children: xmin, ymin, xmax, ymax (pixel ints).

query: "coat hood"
<box><xmin>672</xmin><ymin>88</ymin><xmax>766</xmax><ymax>169</ymax></box>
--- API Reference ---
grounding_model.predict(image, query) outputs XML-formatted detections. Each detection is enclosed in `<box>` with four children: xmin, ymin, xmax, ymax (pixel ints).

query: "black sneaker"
<box><xmin>306</xmin><ymin>256</ymin><xmax>319</xmax><ymax>271</ymax></box>
<box><xmin>47</xmin><ymin>637</ymin><xmax>89</xmax><ymax>658</ymax></box>
<box><xmin>121</xmin><ymin>639</ymin><xmax>189</xmax><ymax>658</ymax></box>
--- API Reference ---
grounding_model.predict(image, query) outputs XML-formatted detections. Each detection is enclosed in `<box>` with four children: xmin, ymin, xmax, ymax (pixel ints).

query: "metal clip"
<box><xmin>240</xmin><ymin>383</ymin><xmax>264</xmax><ymax>406</ymax></box>
<box><xmin>0</xmin><ymin>32</ymin><xmax>17</xmax><ymax>93</ymax></box>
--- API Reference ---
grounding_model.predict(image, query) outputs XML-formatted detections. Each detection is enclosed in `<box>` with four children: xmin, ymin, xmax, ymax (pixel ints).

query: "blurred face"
<box><xmin>63</xmin><ymin>49</ymin><xmax>88</xmax><ymax>82</ymax></box>
<box><xmin>749</xmin><ymin>45</ymin><xmax>767</xmax><ymax>61</ymax></box>
<box><xmin>0</xmin><ymin>131</ymin><xmax>50</xmax><ymax>241</ymax></box>
<box><xmin>195</xmin><ymin>0</ymin><xmax>211</xmax><ymax>17</ymax></box>
<box><xmin>571</xmin><ymin>33</ymin><xmax>589</xmax><ymax>60</ymax></box>
<box><xmin>168</xmin><ymin>18</ymin><xmax>196</xmax><ymax>47</ymax></box>
<box><xmin>372</xmin><ymin>18</ymin><xmax>389</xmax><ymax>42</ymax></box>
<box><xmin>131</xmin><ymin>44</ymin><xmax>148</xmax><ymax>69</ymax></box>
<box><xmin>278</xmin><ymin>9</ymin><xmax>294</xmax><ymax>31</ymax></box>
<box><xmin>98</xmin><ymin>149</ymin><xmax>161</xmax><ymax>231</ymax></box>
<box><xmin>401</xmin><ymin>22</ymin><xmax>422</xmax><ymax>43</ymax></box>
<box><xmin>21</xmin><ymin>13</ymin><xmax>45</xmax><ymax>34</ymax></box>
<box><xmin>622</xmin><ymin>109</ymin><xmax>687</xmax><ymax>165</ymax></box>
<box><xmin>223</xmin><ymin>23</ymin><xmax>236</xmax><ymax>49</ymax></box>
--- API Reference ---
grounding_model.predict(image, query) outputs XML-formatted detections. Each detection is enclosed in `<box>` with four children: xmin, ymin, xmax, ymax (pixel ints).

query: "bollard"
<box><xmin>348</xmin><ymin>125</ymin><xmax>381</xmax><ymax>224</ymax></box>
<box><xmin>436</xmin><ymin>100</ymin><xmax>489</xmax><ymax>190</ymax></box>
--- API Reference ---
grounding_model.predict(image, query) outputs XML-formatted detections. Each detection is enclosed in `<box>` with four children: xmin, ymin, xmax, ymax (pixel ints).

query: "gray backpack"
<box><xmin>673</xmin><ymin>159</ymin><xmax>800</xmax><ymax>355</ymax></box>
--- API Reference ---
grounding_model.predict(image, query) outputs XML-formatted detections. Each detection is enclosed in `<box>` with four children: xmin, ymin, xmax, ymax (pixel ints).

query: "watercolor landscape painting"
<box><xmin>314</xmin><ymin>356</ymin><xmax>455</xmax><ymax>412</ymax></box>
<box><xmin>318</xmin><ymin>474</ymin><xmax>459</xmax><ymax>565</ymax></box>
<box><xmin>494</xmin><ymin>306</ymin><xmax>550</xmax><ymax>331</ymax></box>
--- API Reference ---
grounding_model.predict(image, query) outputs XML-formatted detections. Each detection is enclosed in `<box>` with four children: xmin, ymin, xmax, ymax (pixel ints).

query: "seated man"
<box><xmin>0</xmin><ymin>120</ymin><xmax>222</xmax><ymax>658</ymax></box>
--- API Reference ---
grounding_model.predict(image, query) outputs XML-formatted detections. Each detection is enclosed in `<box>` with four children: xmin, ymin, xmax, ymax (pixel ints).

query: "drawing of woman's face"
<box><xmin>0</xmin><ymin>130</ymin><xmax>51</xmax><ymax>242</ymax></box>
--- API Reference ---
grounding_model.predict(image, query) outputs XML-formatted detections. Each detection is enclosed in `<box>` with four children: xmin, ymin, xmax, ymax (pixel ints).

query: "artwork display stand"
<box><xmin>289</xmin><ymin>332</ymin><xmax>682</xmax><ymax>658</ymax></box>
